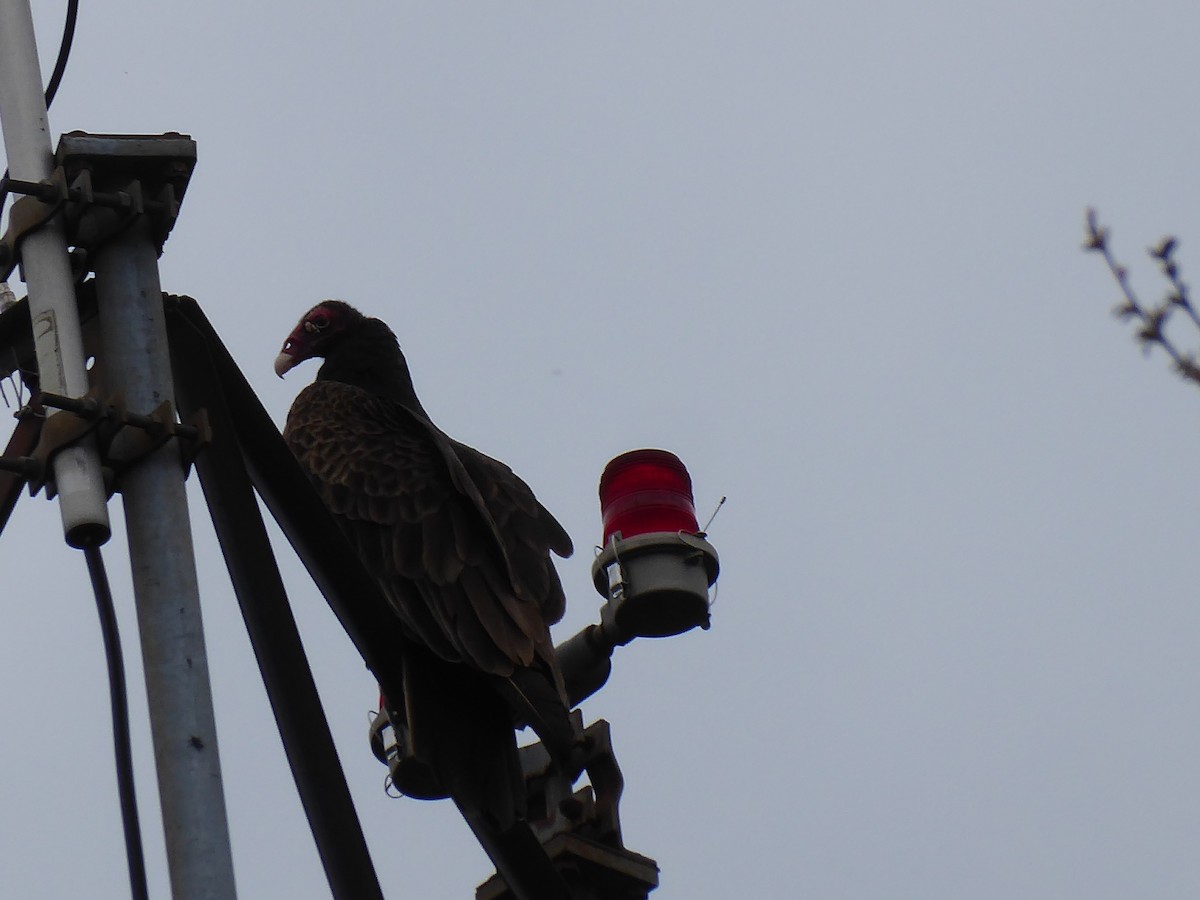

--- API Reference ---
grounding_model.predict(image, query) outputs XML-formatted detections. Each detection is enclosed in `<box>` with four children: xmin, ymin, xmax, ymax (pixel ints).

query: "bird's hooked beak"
<box><xmin>274</xmin><ymin>342</ymin><xmax>299</xmax><ymax>378</ymax></box>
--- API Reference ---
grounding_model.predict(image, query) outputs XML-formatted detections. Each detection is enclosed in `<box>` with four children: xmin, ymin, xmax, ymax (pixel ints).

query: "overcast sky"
<box><xmin>4</xmin><ymin>1</ymin><xmax>1200</xmax><ymax>897</ymax></box>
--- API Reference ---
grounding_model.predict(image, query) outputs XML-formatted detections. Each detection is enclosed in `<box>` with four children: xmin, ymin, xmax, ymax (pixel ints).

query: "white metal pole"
<box><xmin>0</xmin><ymin>0</ymin><xmax>110</xmax><ymax>547</ymax></box>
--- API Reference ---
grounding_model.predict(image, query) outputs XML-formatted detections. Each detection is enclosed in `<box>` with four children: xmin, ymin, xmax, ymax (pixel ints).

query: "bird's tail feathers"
<box><xmin>498</xmin><ymin>667</ymin><xmax>580</xmax><ymax>779</ymax></box>
<box><xmin>402</xmin><ymin>649</ymin><xmax>527</xmax><ymax>829</ymax></box>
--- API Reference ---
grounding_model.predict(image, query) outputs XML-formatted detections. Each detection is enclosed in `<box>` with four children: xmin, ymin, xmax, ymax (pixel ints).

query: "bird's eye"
<box><xmin>304</xmin><ymin>315</ymin><xmax>330</xmax><ymax>334</ymax></box>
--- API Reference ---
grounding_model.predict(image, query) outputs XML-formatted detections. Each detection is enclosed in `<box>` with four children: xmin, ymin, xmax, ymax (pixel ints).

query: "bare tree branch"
<box><xmin>1085</xmin><ymin>208</ymin><xmax>1200</xmax><ymax>387</ymax></box>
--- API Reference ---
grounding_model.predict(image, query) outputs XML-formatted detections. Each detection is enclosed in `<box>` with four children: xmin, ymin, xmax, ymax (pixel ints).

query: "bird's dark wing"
<box><xmin>282</xmin><ymin>380</ymin><xmax>566</xmax><ymax>681</ymax></box>
<box><xmin>451</xmin><ymin>440</ymin><xmax>573</xmax><ymax>625</ymax></box>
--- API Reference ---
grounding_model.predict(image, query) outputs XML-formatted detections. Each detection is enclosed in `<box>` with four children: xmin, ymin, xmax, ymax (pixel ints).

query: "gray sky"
<box><xmin>4</xmin><ymin>1</ymin><xmax>1200</xmax><ymax>897</ymax></box>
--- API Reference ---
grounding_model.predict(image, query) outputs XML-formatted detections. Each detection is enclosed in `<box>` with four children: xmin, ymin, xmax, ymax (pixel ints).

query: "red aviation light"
<box><xmin>593</xmin><ymin>449</ymin><xmax>718</xmax><ymax>640</ymax></box>
<box><xmin>599</xmin><ymin>449</ymin><xmax>700</xmax><ymax>544</ymax></box>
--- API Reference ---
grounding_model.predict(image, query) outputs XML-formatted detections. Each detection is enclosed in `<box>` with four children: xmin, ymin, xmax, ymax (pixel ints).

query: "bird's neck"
<box><xmin>317</xmin><ymin>322</ymin><xmax>428</xmax><ymax>414</ymax></box>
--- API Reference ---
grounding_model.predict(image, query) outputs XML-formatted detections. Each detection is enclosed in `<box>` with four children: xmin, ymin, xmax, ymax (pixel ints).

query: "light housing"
<box><xmin>591</xmin><ymin>449</ymin><xmax>719</xmax><ymax>640</ymax></box>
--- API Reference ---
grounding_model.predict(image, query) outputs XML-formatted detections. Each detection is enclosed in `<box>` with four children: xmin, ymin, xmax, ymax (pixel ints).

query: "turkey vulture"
<box><xmin>275</xmin><ymin>300</ymin><xmax>576</xmax><ymax>824</ymax></box>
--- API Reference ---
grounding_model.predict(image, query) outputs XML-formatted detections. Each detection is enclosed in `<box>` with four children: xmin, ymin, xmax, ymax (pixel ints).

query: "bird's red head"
<box><xmin>274</xmin><ymin>300</ymin><xmax>361</xmax><ymax>377</ymax></box>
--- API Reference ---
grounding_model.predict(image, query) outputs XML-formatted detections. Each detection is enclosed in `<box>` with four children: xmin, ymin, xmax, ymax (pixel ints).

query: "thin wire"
<box><xmin>83</xmin><ymin>542</ymin><xmax>151</xmax><ymax>900</ymax></box>
<box><xmin>0</xmin><ymin>0</ymin><xmax>81</xmax><ymax>222</ymax></box>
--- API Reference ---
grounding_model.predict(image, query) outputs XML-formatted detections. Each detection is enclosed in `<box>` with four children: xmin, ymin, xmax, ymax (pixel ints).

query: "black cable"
<box><xmin>82</xmin><ymin>542</ymin><xmax>151</xmax><ymax>900</ymax></box>
<box><xmin>0</xmin><ymin>0</ymin><xmax>81</xmax><ymax>223</ymax></box>
<box><xmin>43</xmin><ymin>0</ymin><xmax>80</xmax><ymax>111</ymax></box>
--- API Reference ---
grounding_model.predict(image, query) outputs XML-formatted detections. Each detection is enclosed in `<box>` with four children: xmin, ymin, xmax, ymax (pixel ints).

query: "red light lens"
<box><xmin>599</xmin><ymin>449</ymin><xmax>699</xmax><ymax>542</ymax></box>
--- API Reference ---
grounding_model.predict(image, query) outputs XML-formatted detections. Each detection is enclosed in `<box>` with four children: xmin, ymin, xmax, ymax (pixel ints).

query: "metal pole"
<box><xmin>0</xmin><ymin>0</ymin><xmax>110</xmax><ymax>547</ymax></box>
<box><xmin>93</xmin><ymin>219</ymin><xmax>237</xmax><ymax>900</ymax></box>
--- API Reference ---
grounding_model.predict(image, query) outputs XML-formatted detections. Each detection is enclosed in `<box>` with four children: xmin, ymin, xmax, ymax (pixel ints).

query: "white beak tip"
<box><xmin>273</xmin><ymin>351</ymin><xmax>296</xmax><ymax>378</ymax></box>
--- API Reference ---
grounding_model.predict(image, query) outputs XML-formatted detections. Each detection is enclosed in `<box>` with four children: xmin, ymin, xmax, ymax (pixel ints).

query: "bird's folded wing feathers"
<box><xmin>283</xmin><ymin>381</ymin><xmax>569</xmax><ymax>675</ymax></box>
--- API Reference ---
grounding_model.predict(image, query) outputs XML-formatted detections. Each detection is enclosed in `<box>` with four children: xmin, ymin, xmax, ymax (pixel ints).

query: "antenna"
<box><xmin>0</xmin><ymin>0</ymin><xmax>109</xmax><ymax>547</ymax></box>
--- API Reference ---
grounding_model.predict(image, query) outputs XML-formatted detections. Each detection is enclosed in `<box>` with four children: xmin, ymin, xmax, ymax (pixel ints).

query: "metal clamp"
<box><xmin>0</xmin><ymin>389</ymin><xmax>211</xmax><ymax>498</ymax></box>
<box><xmin>0</xmin><ymin>168</ymin><xmax>70</xmax><ymax>281</ymax></box>
<box><xmin>0</xmin><ymin>136</ymin><xmax>194</xmax><ymax>281</ymax></box>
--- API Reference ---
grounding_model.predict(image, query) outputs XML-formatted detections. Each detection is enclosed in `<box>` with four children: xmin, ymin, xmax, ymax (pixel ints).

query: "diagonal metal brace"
<box><xmin>0</xmin><ymin>410</ymin><xmax>42</xmax><ymax>536</ymax></box>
